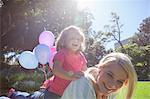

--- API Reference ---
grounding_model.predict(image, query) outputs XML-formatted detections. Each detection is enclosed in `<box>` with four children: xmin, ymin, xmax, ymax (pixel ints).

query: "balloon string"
<box><xmin>42</xmin><ymin>64</ymin><xmax>47</xmax><ymax>80</ymax></box>
<box><xmin>44</xmin><ymin>27</ymin><xmax>46</xmax><ymax>31</ymax></box>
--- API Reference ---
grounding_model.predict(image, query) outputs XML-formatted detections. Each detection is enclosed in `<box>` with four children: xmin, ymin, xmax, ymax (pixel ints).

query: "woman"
<box><xmin>61</xmin><ymin>52</ymin><xmax>137</xmax><ymax>99</ymax></box>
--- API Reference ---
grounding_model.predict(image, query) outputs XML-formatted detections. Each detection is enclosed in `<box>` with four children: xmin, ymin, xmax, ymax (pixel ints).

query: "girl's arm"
<box><xmin>81</xmin><ymin>64</ymin><xmax>87</xmax><ymax>71</ymax></box>
<box><xmin>52</xmin><ymin>60</ymin><xmax>83</xmax><ymax>80</ymax></box>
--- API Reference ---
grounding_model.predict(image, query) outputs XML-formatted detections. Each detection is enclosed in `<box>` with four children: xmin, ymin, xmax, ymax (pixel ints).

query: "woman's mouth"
<box><xmin>101</xmin><ymin>83</ymin><xmax>113</xmax><ymax>95</ymax></box>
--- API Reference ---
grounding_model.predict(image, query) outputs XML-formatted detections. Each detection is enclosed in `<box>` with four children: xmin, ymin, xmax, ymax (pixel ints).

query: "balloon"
<box><xmin>51</xmin><ymin>46</ymin><xmax>57</xmax><ymax>54</ymax></box>
<box><xmin>39</xmin><ymin>31</ymin><xmax>55</xmax><ymax>48</ymax></box>
<box><xmin>34</xmin><ymin>44</ymin><xmax>51</xmax><ymax>64</ymax></box>
<box><xmin>18</xmin><ymin>51</ymin><xmax>38</xmax><ymax>69</ymax></box>
<box><xmin>49</xmin><ymin>46</ymin><xmax>57</xmax><ymax>68</ymax></box>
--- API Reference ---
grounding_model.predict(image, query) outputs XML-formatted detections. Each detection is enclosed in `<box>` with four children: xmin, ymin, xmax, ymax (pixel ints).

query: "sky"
<box><xmin>77</xmin><ymin>0</ymin><xmax>150</xmax><ymax>50</ymax></box>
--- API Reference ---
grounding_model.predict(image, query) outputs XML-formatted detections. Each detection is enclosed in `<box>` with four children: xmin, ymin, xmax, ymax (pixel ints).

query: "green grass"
<box><xmin>134</xmin><ymin>81</ymin><xmax>150</xmax><ymax>99</ymax></box>
<box><xmin>116</xmin><ymin>81</ymin><xmax>150</xmax><ymax>99</ymax></box>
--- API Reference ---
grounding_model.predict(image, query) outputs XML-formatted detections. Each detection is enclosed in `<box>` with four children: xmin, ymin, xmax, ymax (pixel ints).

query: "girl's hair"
<box><xmin>98</xmin><ymin>52</ymin><xmax>137</xmax><ymax>99</ymax></box>
<box><xmin>55</xmin><ymin>25</ymin><xmax>85</xmax><ymax>51</ymax></box>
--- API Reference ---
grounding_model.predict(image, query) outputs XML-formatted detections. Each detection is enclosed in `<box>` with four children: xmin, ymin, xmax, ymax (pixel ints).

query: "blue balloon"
<box><xmin>34</xmin><ymin>44</ymin><xmax>51</xmax><ymax>64</ymax></box>
<box><xmin>18</xmin><ymin>51</ymin><xmax>38</xmax><ymax>69</ymax></box>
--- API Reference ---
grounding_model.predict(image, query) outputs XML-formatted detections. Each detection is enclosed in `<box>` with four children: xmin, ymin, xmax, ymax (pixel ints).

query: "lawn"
<box><xmin>116</xmin><ymin>81</ymin><xmax>150</xmax><ymax>99</ymax></box>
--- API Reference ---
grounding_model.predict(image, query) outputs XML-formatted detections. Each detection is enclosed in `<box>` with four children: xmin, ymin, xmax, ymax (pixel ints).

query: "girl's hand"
<box><xmin>68</xmin><ymin>71</ymin><xmax>84</xmax><ymax>80</ymax></box>
<box><xmin>73</xmin><ymin>71</ymin><xmax>84</xmax><ymax>78</ymax></box>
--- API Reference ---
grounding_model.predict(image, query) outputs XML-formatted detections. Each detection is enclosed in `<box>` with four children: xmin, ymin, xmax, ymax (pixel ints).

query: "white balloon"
<box><xmin>19</xmin><ymin>51</ymin><xmax>38</xmax><ymax>69</ymax></box>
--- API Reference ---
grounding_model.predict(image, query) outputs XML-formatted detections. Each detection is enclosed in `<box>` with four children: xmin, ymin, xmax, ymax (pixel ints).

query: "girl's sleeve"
<box><xmin>80</xmin><ymin>52</ymin><xmax>87</xmax><ymax>66</ymax></box>
<box><xmin>53</xmin><ymin>50</ymin><xmax>65</xmax><ymax>64</ymax></box>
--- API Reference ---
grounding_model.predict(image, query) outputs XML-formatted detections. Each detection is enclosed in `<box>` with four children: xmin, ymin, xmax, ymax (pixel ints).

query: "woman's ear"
<box><xmin>124</xmin><ymin>79</ymin><xmax>128</xmax><ymax>86</ymax></box>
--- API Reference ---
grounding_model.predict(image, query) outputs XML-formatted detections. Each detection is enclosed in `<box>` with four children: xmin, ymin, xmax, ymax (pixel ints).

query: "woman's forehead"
<box><xmin>104</xmin><ymin>62</ymin><xmax>128</xmax><ymax>80</ymax></box>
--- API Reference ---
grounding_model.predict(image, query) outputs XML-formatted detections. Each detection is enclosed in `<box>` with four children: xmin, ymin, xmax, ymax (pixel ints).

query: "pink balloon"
<box><xmin>39</xmin><ymin>31</ymin><xmax>55</xmax><ymax>48</ymax></box>
<box><xmin>51</xmin><ymin>46</ymin><xmax>57</xmax><ymax>53</ymax></box>
<box><xmin>49</xmin><ymin>46</ymin><xmax>57</xmax><ymax>69</ymax></box>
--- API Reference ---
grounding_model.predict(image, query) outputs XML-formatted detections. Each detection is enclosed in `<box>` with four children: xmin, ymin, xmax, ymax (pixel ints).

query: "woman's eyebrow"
<box><xmin>108</xmin><ymin>71</ymin><xmax>125</xmax><ymax>82</ymax></box>
<box><xmin>107</xmin><ymin>71</ymin><xmax>113</xmax><ymax>76</ymax></box>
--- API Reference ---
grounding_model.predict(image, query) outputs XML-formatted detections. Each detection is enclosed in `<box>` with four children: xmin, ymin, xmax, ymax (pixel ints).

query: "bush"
<box><xmin>0</xmin><ymin>63</ymin><xmax>51</xmax><ymax>95</ymax></box>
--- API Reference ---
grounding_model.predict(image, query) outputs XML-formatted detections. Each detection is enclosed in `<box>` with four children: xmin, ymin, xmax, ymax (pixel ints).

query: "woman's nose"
<box><xmin>109</xmin><ymin>80</ymin><xmax>118</xmax><ymax>90</ymax></box>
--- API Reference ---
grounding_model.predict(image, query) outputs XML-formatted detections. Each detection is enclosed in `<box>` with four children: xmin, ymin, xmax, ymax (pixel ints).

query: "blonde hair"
<box><xmin>55</xmin><ymin>25</ymin><xmax>85</xmax><ymax>52</ymax></box>
<box><xmin>98</xmin><ymin>52</ymin><xmax>137</xmax><ymax>99</ymax></box>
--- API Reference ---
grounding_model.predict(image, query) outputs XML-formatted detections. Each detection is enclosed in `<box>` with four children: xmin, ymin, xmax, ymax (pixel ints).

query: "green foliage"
<box><xmin>116</xmin><ymin>43</ymin><xmax>150</xmax><ymax>80</ymax></box>
<box><xmin>85</xmin><ymin>42</ymin><xmax>106</xmax><ymax>67</ymax></box>
<box><xmin>11</xmin><ymin>71</ymin><xmax>45</xmax><ymax>93</ymax></box>
<box><xmin>2</xmin><ymin>0</ymin><xmax>93</xmax><ymax>50</ymax></box>
<box><xmin>101</xmin><ymin>12</ymin><xmax>126</xmax><ymax>52</ymax></box>
<box><xmin>0</xmin><ymin>67</ymin><xmax>47</xmax><ymax>95</ymax></box>
<box><xmin>132</xmin><ymin>17</ymin><xmax>150</xmax><ymax>46</ymax></box>
<box><xmin>1</xmin><ymin>0</ymin><xmax>95</xmax><ymax>95</ymax></box>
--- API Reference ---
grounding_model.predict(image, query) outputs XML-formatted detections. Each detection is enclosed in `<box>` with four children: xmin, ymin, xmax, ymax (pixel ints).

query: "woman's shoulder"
<box><xmin>71</xmin><ymin>74</ymin><xmax>94</xmax><ymax>90</ymax></box>
<box><xmin>73</xmin><ymin>70</ymin><xmax>97</xmax><ymax>86</ymax></box>
<box><xmin>85</xmin><ymin>67</ymin><xmax>99</xmax><ymax>74</ymax></box>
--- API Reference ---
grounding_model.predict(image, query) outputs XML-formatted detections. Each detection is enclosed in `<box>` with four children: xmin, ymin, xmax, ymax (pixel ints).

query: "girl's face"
<box><xmin>66</xmin><ymin>33</ymin><xmax>82</xmax><ymax>52</ymax></box>
<box><xmin>96</xmin><ymin>61</ymin><xmax>128</xmax><ymax>96</ymax></box>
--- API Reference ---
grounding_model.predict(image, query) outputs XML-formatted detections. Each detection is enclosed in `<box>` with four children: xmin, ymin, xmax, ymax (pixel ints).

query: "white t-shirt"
<box><xmin>61</xmin><ymin>73</ymin><xmax>116</xmax><ymax>99</ymax></box>
<box><xmin>61</xmin><ymin>74</ymin><xmax>96</xmax><ymax>99</ymax></box>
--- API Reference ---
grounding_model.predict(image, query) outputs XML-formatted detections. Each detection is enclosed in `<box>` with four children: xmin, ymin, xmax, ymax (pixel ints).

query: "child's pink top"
<box><xmin>47</xmin><ymin>49</ymin><xmax>87</xmax><ymax>96</ymax></box>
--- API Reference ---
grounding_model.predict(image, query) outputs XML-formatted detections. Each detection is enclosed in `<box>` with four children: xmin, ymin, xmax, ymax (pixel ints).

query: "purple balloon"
<box><xmin>34</xmin><ymin>44</ymin><xmax>51</xmax><ymax>64</ymax></box>
<box><xmin>39</xmin><ymin>31</ymin><xmax>55</xmax><ymax>48</ymax></box>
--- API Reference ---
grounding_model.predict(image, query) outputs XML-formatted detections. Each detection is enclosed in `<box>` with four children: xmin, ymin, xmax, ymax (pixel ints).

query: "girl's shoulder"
<box><xmin>54</xmin><ymin>49</ymin><xmax>67</xmax><ymax>60</ymax></box>
<box><xmin>79</xmin><ymin>52</ymin><xmax>87</xmax><ymax>60</ymax></box>
<box><xmin>79</xmin><ymin>51</ymin><xmax>84</xmax><ymax>56</ymax></box>
<box><xmin>56</xmin><ymin>49</ymin><xmax>67</xmax><ymax>55</ymax></box>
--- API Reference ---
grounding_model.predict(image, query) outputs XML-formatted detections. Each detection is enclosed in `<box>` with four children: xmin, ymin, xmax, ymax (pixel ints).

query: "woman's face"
<box><xmin>96</xmin><ymin>61</ymin><xmax>128</xmax><ymax>96</ymax></box>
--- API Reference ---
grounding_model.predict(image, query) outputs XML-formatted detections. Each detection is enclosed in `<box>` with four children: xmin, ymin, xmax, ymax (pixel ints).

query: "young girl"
<box><xmin>6</xmin><ymin>25</ymin><xmax>87</xmax><ymax>99</ymax></box>
<box><xmin>44</xmin><ymin>25</ymin><xmax>87</xmax><ymax>99</ymax></box>
<box><xmin>61</xmin><ymin>52</ymin><xmax>137</xmax><ymax>99</ymax></box>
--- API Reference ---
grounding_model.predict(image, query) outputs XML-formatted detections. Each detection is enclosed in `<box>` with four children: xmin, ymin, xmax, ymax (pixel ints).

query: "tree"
<box><xmin>85</xmin><ymin>41</ymin><xmax>106</xmax><ymax>67</ymax></box>
<box><xmin>116</xmin><ymin>43</ymin><xmax>150</xmax><ymax>80</ymax></box>
<box><xmin>102</xmin><ymin>12</ymin><xmax>126</xmax><ymax>52</ymax></box>
<box><xmin>1</xmin><ymin>0</ymin><xmax>84</xmax><ymax>50</ymax></box>
<box><xmin>1</xmin><ymin>0</ymin><xmax>97</xmax><ymax>67</ymax></box>
<box><xmin>1</xmin><ymin>0</ymin><xmax>95</xmax><ymax>95</ymax></box>
<box><xmin>116</xmin><ymin>17</ymin><xmax>150</xmax><ymax>81</ymax></box>
<box><xmin>132</xmin><ymin>17</ymin><xmax>150</xmax><ymax>46</ymax></box>
<box><xmin>131</xmin><ymin>17</ymin><xmax>150</xmax><ymax>80</ymax></box>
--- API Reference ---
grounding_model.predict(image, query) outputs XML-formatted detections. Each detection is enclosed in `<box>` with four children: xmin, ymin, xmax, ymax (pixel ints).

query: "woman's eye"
<box><xmin>117</xmin><ymin>80</ymin><xmax>123</xmax><ymax>85</ymax></box>
<box><xmin>107</xmin><ymin>73</ymin><xmax>113</xmax><ymax>78</ymax></box>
